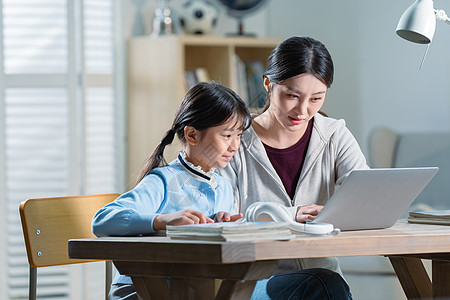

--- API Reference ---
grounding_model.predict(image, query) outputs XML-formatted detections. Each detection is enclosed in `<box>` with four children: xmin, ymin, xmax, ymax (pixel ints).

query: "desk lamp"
<box><xmin>396</xmin><ymin>0</ymin><xmax>450</xmax><ymax>44</ymax></box>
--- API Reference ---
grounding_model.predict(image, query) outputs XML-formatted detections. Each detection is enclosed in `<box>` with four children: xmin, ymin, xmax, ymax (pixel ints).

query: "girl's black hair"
<box><xmin>136</xmin><ymin>81</ymin><xmax>251</xmax><ymax>184</ymax></box>
<box><xmin>261</xmin><ymin>36</ymin><xmax>334</xmax><ymax>113</ymax></box>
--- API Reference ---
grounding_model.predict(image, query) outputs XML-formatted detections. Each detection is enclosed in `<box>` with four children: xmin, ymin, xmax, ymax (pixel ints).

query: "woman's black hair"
<box><xmin>261</xmin><ymin>36</ymin><xmax>334</xmax><ymax>113</ymax></box>
<box><xmin>136</xmin><ymin>81</ymin><xmax>251</xmax><ymax>184</ymax></box>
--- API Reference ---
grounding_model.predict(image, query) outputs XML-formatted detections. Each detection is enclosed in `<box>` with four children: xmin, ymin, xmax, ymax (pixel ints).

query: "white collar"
<box><xmin>177</xmin><ymin>151</ymin><xmax>217</xmax><ymax>189</ymax></box>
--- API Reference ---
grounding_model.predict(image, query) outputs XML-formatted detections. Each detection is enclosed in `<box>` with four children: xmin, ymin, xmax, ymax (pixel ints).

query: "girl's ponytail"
<box><xmin>135</xmin><ymin>128</ymin><xmax>176</xmax><ymax>185</ymax></box>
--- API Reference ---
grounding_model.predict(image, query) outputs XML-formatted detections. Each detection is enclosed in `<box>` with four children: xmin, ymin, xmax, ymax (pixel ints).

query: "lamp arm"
<box><xmin>434</xmin><ymin>9</ymin><xmax>450</xmax><ymax>25</ymax></box>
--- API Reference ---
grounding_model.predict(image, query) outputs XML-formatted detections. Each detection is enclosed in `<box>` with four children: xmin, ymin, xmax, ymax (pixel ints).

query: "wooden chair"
<box><xmin>19</xmin><ymin>193</ymin><xmax>120</xmax><ymax>300</ymax></box>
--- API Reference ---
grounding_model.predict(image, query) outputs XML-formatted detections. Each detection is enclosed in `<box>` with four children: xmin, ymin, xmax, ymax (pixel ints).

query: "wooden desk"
<box><xmin>69</xmin><ymin>221</ymin><xmax>450</xmax><ymax>300</ymax></box>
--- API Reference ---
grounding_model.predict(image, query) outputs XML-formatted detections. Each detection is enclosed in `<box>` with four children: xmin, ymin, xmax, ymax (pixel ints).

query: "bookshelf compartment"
<box><xmin>235</xmin><ymin>47</ymin><xmax>273</xmax><ymax>65</ymax></box>
<box><xmin>127</xmin><ymin>35</ymin><xmax>280</xmax><ymax>181</ymax></box>
<box><xmin>184</xmin><ymin>45</ymin><xmax>230</xmax><ymax>86</ymax></box>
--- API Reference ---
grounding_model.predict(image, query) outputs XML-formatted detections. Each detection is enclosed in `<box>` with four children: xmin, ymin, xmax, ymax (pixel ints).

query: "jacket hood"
<box><xmin>242</xmin><ymin>113</ymin><xmax>346</xmax><ymax>151</ymax></box>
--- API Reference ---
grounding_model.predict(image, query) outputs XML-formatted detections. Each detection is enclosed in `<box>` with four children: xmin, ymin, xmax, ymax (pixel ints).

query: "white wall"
<box><xmin>123</xmin><ymin>0</ymin><xmax>450</xmax><ymax>157</ymax></box>
<box><xmin>357</xmin><ymin>0</ymin><xmax>450</xmax><ymax>151</ymax></box>
<box><xmin>265</xmin><ymin>0</ymin><xmax>450</xmax><ymax>156</ymax></box>
<box><xmin>265</xmin><ymin>0</ymin><xmax>365</xmax><ymax>145</ymax></box>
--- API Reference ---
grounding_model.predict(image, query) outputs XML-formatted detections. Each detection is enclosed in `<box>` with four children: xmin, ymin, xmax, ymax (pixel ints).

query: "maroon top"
<box><xmin>263</xmin><ymin>118</ymin><xmax>314</xmax><ymax>199</ymax></box>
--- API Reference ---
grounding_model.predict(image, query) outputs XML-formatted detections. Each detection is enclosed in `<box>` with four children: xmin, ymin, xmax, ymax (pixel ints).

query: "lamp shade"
<box><xmin>396</xmin><ymin>0</ymin><xmax>436</xmax><ymax>44</ymax></box>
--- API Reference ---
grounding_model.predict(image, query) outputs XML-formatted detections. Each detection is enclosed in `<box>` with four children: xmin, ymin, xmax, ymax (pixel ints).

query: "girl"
<box><xmin>92</xmin><ymin>81</ymin><xmax>251</xmax><ymax>299</ymax></box>
<box><xmin>217</xmin><ymin>36</ymin><xmax>366</xmax><ymax>299</ymax></box>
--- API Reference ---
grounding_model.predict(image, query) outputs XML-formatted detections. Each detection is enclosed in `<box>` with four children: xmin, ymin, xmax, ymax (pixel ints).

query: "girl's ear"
<box><xmin>184</xmin><ymin>126</ymin><xmax>199</xmax><ymax>145</ymax></box>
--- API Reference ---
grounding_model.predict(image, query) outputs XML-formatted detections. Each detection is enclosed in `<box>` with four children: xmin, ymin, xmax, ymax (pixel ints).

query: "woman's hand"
<box><xmin>153</xmin><ymin>209</ymin><xmax>213</xmax><ymax>230</ymax></box>
<box><xmin>214</xmin><ymin>211</ymin><xmax>244</xmax><ymax>222</ymax></box>
<box><xmin>295</xmin><ymin>204</ymin><xmax>323</xmax><ymax>223</ymax></box>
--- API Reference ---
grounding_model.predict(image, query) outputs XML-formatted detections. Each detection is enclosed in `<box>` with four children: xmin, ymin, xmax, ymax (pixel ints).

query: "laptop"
<box><xmin>312</xmin><ymin>167</ymin><xmax>439</xmax><ymax>231</ymax></box>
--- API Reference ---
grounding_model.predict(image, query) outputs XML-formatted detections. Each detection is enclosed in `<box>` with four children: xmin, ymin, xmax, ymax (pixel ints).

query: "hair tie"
<box><xmin>160</xmin><ymin>128</ymin><xmax>176</xmax><ymax>145</ymax></box>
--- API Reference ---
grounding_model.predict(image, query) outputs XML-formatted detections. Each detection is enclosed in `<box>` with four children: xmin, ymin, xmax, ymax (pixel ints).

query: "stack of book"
<box><xmin>244</xmin><ymin>60</ymin><xmax>266</xmax><ymax>108</ymax></box>
<box><xmin>232</xmin><ymin>55</ymin><xmax>266</xmax><ymax>109</ymax></box>
<box><xmin>407</xmin><ymin>210</ymin><xmax>450</xmax><ymax>225</ymax></box>
<box><xmin>166</xmin><ymin>221</ymin><xmax>294</xmax><ymax>242</ymax></box>
<box><xmin>183</xmin><ymin>58</ymin><xmax>267</xmax><ymax>110</ymax></box>
<box><xmin>184</xmin><ymin>67</ymin><xmax>211</xmax><ymax>90</ymax></box>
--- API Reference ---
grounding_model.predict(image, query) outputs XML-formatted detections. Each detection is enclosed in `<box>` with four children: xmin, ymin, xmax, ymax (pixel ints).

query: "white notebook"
<box><xmin>166</xmin><ymin>221</ymin><xmax>294</xmax><ymax>242</ymax></box>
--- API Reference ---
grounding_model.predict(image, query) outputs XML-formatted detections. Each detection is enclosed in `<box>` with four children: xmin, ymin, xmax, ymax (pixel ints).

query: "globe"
<box><xmin>217</xmin><ymin>0</ymin><xmax>269</xmax><ymax>36</ymax></box>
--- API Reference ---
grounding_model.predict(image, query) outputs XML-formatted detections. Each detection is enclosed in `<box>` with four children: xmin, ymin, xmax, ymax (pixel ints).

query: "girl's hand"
<box><xmin>214</xmin><ymin>211</ymin><xmax>244</xmax><ymax>222</ymax></box>
<box><xmin>153</xmin><ymin>209</ymin><xmax>213</xmax><ymax>230</ymax></box>
<box><xmin>295</xmin><ymin>204</ymin><xmax>323</xmax><ymax>223</ymax></box>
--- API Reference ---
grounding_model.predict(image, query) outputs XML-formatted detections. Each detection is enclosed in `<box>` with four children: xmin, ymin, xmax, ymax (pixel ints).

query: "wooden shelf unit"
<box><xmin>127</xmin><ymin>35</ymin><xmax>280</xmax><ymax>182</ymax></box>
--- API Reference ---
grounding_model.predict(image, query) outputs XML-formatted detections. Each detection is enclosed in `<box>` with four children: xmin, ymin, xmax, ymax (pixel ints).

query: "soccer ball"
<box><xmin>180</xmin><ymin>0</ymin><xmax>218</xmax><ymax>35</ymax></box>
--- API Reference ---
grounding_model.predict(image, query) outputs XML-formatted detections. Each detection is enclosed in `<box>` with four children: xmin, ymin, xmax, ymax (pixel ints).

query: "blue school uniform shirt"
<box><xmin>91</xmin><ymin>154</ymin><xmax>234</xmax><ymax>284</ymax></box>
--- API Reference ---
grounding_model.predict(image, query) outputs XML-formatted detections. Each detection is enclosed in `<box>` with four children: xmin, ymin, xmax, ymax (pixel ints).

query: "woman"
<box><xmin>218</xmin><ymin>36</ymin><xmax>368</xmax><ymax>299</ymax></box>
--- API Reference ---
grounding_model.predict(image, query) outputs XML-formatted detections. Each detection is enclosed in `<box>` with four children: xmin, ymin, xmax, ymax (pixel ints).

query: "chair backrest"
<box><xmin>394</xmin><ymin>132</ymin><xmax>450</xmax><ymax>210</ymax></box>
<box><xmin>368</xmin><ymin>127</ymin><xmax>399</xmax><ymax>168</ymax></box>
<box><xmin>19</xmin><ymin>193</ymin><xmax>120</xmax><ymax>268</ymax></box>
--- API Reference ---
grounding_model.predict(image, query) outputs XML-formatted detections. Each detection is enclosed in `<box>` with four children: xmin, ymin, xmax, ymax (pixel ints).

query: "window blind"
<box><xmin>85</xmin><ymin>87</ymin><xmax>116</xmax><ymax>194</ymax></box>
<box><xmin>1</xmin><ymin>0</ymin><xmax>119</xmax><ymax>299</ymax></box>
<box><xmin>84</xmin><ymin>0</ymin><xmax>114</xmax><ymax>75</ymax></box>
<box><xmin>3</xmin><ymin>0</ymin><xmax>68</xmax><ymax>74</ymax></box>
<box><xmin>6</xmin><ymin>88</ymin><xmax>71</xmax><ymax>299</ymax></box>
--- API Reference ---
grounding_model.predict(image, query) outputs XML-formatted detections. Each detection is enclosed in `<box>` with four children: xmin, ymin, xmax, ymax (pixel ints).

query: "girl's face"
<box><xmin>185</xmin><ymin>116</ymin><xmax>243</xmax><ymax>172</ymax></box>
<box><xmin>266</xmin><ymin>73</ymin><xmax>327</xmax><ymax>133</ymax></box>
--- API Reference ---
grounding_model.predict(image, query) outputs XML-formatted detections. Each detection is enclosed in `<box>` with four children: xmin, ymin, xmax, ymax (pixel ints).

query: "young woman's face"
<box><xmin>267</xmin><ymin>73</ymin><xmax>327</xmax><ymax>132</ymax></box>
<box><xmin>186</xmin><ymin>116</ymin><xmax>243</xmax><ymax>172</ymax></box>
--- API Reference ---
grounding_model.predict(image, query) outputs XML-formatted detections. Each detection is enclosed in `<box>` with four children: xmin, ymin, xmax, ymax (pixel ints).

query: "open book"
<box><xmin>166</xmin><ymin>221</ymin><xmax>294</xmax><ymax>242</ymax></box>
<box><xmin>407</xmin><ymin>210</ymin><xmax>450</xmax><ymax>225</ymax></box>
<box><xmin>166</xmin><ymin>202</ymin><xmax>340</xmax><ymax>242</ymax></box>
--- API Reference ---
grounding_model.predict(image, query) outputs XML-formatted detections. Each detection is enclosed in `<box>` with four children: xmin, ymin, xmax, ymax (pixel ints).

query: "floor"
<box><xmin>340</xmin><ymin>255</ymin><xmax>425</xmax><ymax>300</ymax></box>
<box><xmin>344</xmin><ymin>272</ymin><xmax>406</xmax><ymax>299</ymax></box>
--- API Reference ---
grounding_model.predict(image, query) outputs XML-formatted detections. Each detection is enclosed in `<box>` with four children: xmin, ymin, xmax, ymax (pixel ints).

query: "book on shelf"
<box><xmin>232</xmin><ymin>54</ymin><xmax>249</xmax><ymax>106</ymax></box>
<box><xmin>184</xmin><ymin>70</ymin><xmax>197</xmax><ymax>90</ymax></box>
<box><xmin>232</xmin><ymin>55</ymin><xmax>266</xmax><ymax>109</ymax></box>
<box><xmin>407</xmin><ymin>210</ymin><xmax>450</xmax><ymax>225</ymax></box>
<box><xmin>184</xmin><ymin>67</ymin><xmax>212</xmax><ymax>90</ymax></box>
<box><xmin>166</xmin><ymin>221</ymin><xmax>294</xmax><ymax>242</ymax></box>
<box><xmin>195</xmin><ymin>67</ymin><xmax>211</xmax><ymax>83</ymax></box>
<box><xmin>245</xmin><ymin>60</ymin><xmax>266</xmax><ymax>108</ymax></box>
